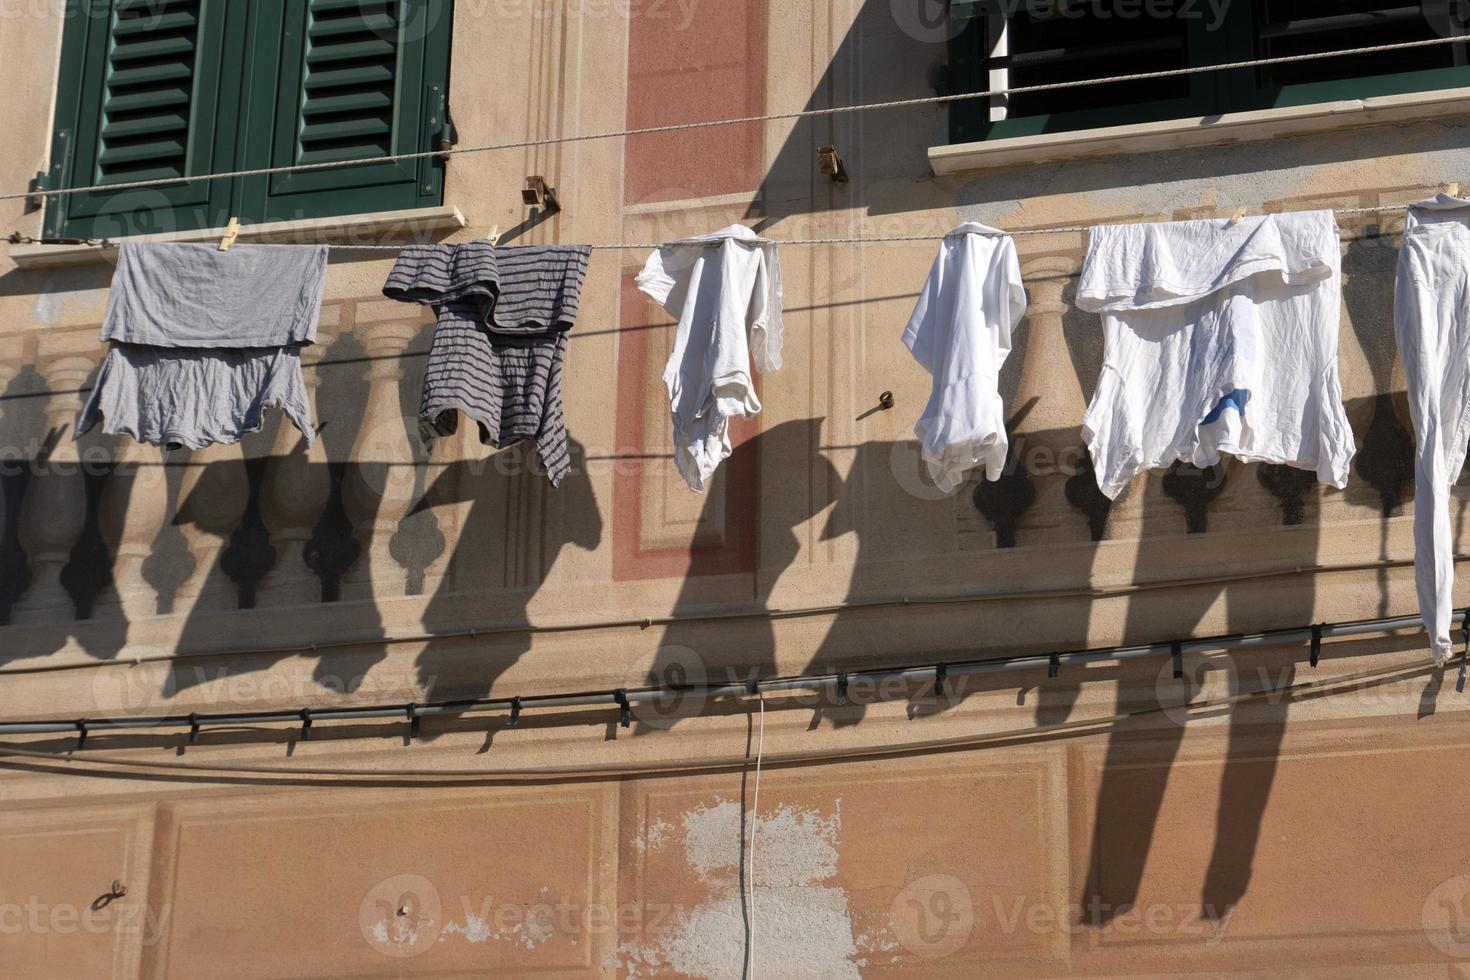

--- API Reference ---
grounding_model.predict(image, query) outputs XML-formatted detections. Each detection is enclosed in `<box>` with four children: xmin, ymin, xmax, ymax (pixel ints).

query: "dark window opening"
<box><xmin>948</xmin><ymin>0</ymin><xmax>1470</xmax><ymax>143</ymax></box>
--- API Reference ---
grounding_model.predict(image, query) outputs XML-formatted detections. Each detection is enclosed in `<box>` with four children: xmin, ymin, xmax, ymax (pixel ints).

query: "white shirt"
<box><xmin>1396</xmin><ymin>193</ymin><xmax>1470</xmax><ymax>665</ymax></box>
<box><xmin>902</xmin><ymin>222</ymin><xmax>1026</xmax><ymax>493</ymax></box>
<box><xmin>1077</xmin><ymin>210</ymin><xmax>1355</xmax><ymax>500</ymax></box>
<box><xmin>636</xmin><ymin>225</ymin><xmax>784</xmax><ymax>492</ymax></box>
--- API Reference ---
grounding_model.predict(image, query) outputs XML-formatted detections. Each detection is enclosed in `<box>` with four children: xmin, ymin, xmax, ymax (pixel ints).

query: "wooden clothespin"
<box><xmin>1442</xmin><ymin>181</ymin><xmax>1461</xmax><ymax>198</ymax></box>
<box><xmin>487</xmin><ymin>225</ymin><xmax>501</xmax><ymax>245</ymax></box>
<box><xmin>218</xmin><ymin>217</ymin><xmax>240</xmax><ymax>252</ymax></box>
<box><xmin>1228</xmin><ymin>206</ymin><xmax>1249</xmax><ymax>226</ymax></box>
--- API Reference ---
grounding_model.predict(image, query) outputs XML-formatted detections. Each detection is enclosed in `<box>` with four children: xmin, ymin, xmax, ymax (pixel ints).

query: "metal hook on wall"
<box><xmin>522</xmin><ymin>176</ymin><xmax>561</xmax><ymax>214</ymax></box>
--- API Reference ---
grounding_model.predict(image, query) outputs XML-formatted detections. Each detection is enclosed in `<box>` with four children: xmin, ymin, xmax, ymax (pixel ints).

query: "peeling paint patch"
<box><xmin>517</xmin><ymin>906</ymin><xmax>555</xmax><ymax>949</ymax></box>
<box><xmin>855</xmin><ymin>929</ymin><xmax>900</xmax><ymax>954</ymax></box>
<box><xmin>441</xmin><ymin>913</ymin><xmax>495</xmax><ymax>944</ymax></box>
<box><xmin>606</xmin><ymin>799</ymin><xmax>860</xmax><ymax>979</ymax></box>
<box><xmin>633</xmin><ymin>816</ymin><xmax>673</xmax><ymax>857</ymax></box>
<box><xmin>440</xmin><ymin>901</ymin><xmax>557</xmax><ymax>951</ymax></box>
<box><xmin>371</xmin><ymin>916</ymin><xmax>429</xmax><ymax>949</ymax></box>
<box><xmin>851</xmin><ymin>926</ymin><xmax>906</xmax><ymax>971</ymax></box>
<box><xmin>440</xmin><ymin>908</ymin><xmax>555</xmax><ymax>950</ymax></box>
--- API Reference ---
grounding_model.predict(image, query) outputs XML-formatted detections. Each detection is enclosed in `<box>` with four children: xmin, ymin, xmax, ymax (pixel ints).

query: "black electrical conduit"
<box><xmin>0</xmin><ymin>659</ymin><xmax>1442</xmax><ymax>786</ymax></box>
<box><xmin>0</xmin><ymin>608</ymin><xmax>1461</xmax><ymax>745</ymax></box>
<box><xmin>0</xmin><ymin>555</ymin><xmax>1443</xmax><ymax>677</ymax></box>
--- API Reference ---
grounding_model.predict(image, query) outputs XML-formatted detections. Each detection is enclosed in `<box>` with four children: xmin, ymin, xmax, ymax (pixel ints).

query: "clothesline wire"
<box><xmin>9</xmin><ymin>202</ymin><xmax>1427</xmax><ymax>256</ymax></box>
<box><xmin>327</xmin><ymin>205</ymin><xmax>1415</xmax><ymax>250</ymax></box>
<box><xmin>3</xmin><ymin>33</ymin><xmax>1468</xmax><ymax>207</ymax></box>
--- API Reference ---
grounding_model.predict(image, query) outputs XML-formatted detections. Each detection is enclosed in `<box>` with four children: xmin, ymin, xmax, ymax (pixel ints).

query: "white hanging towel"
<box><xmin>636</xmin><ymin>225</ymin><xmax>784</xmax><ymax>492</ymax></box>
<box><xmin>1395</xmin><ymin>193</ymin><xmax>1470</xmax><ymax>665</ymax></box>
<box><xmin>1077</xmin><ymin>210</ymin><xmax>1355</xmax><ymax>500</ymax></box>
<box><xmin>902</xmin><ymin>222</ymin><xmax>1026</xmax><ymax>493</ymax></box>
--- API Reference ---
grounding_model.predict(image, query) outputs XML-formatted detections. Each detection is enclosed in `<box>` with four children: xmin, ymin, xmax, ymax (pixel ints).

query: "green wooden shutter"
<box><xmin>242</xmin><ymin>0</ymin><xmax>453</xmax><ymax>222</ymax></box>
<box><xmin>45</xmin><ymin>0</ymin><xmax>241</xmax><ymax>239</ymax></box>
<box><xmin>44</xmin><ymin>0</ymin><xmax>450</xmax><ymax>239</ymax></box>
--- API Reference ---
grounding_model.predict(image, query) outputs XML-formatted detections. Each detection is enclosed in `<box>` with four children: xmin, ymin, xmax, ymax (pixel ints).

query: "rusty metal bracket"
<box><xmin>817</xmin><ymin>145</ymin><xmax>849</xmax><ymax>183</ymax></box>
<box><xmin>522</xmin><ymin>175</ymin><xmax>562</xmax><ymax>214</ymax></box>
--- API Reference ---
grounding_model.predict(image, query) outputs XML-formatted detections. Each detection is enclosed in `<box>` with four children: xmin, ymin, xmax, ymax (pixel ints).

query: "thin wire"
<box><xmin>329</xmin><ymin>205</ymin><xmax>1410</xmax><ymax>250</ymax></box>
<box><xmin>746</xmin><ymin>694</ymin><xmax>766</xmax><ymax>980</ymax></box>
<box><xmin>11</xmin><ymin>201</ymin><xmax>1411</xmax><ymax>255</ymax></box>
<box><xmin>4</xmin><ymin>34</ymin><xmax>1468</xmax><ymax>205</ymax></box>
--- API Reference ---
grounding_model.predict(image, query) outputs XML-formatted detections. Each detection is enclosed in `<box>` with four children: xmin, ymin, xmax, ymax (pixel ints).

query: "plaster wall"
<box><xmin>0</xmin><ymin>1</ymin><xmax>1467</xmax><ymax>976</ymax></box>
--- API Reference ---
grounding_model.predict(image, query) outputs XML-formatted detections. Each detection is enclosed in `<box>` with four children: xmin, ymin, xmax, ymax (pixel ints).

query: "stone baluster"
<box><xmin>12</xmin><ymin>353</ymin><xmax>95</xmax><ymax>619</ymax></box>
<box><xmin>973</xmin><ymin>253</ymin><xmax>1090</xmax><ymax>547</ymax></box>
<box><xmin>1016</xmin><ymin>254</ymin><xmax>1088</xmax><ymax>432</ymax></box>
<box><xmin>173</xmin><ymin>442</ymin><xmax>250</xmax><ymax>612</ymax></box>
<box><xmin>259</xmin><ymin>322</ymin><xmax>334</xmax><ymax>606</ymax></box>
<box><xmin>342</xmin><ymin>309</ymin><xmax>421</xmax><ymax>602</ymax></box>
<box><xmin>98</xmin><ymin>438</ymin><xmax>170</xmax><ymax>616</ymax></box>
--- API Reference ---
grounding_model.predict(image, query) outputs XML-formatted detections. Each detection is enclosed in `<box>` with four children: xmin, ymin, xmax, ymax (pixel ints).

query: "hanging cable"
<box><xmin>3</xmin><ymin>34</ymin><xmax>1468</xmax><ymax>206</ymax></box>
<box><xmin>0</xmin><ymin>607</ymin><xmax>1456</xmax><ymax>740</ymax></box>
<box><xmin>746</xmin><ymin>693</ymin><xmax>766</xmax><ymax>980</ymax></box>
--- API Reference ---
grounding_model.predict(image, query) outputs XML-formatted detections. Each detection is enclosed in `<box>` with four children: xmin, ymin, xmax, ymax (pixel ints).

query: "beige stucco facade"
<box><xmin>3</xmin><ymin>1</ymin><xmax>1470</xmax><ymax>976</ymax></box>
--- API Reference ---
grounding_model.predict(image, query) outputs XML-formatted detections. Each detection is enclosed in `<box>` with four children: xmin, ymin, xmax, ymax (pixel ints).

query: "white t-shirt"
<box><xmin>1396</xmin><ymin>193</ymin><xmax>1470</xmax><ymax>665</ymax></box>
<box><xmin>902</xmin><ymin>222</ymin><xmax>1026</xmax><ymax>493</ymax></box>
<box><xmin>636</xmin><ymin>225</ymin><xmax>784</xmax><ymax>492</ymax></box>
<box><xmin>1077</xmin><ymin>210</ymin><xmax>1355</xmax><ymax>500</ymax></box>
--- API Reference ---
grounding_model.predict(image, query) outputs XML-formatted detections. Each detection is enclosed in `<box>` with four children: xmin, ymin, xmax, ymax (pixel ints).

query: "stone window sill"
<box><xmin>928</xmin><ymin>86</ymin><xmax>1470</xmax><ymax>175</ymax></box>
<box><xmin>6</xmin><ymin>204</ymin><xmax>467</xmax><ymax>270</ymax></box>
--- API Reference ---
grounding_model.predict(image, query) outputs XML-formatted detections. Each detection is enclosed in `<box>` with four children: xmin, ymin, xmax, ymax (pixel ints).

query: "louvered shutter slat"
<box><xmin>111</xmin><ymin>8</ymin><xmax>198</xmax><ymax>36</ymax></box>
<box><xmin>301</xmin><ymin>90</ymin><xmax>393</xmax><ymax>115</ymax></box>
<box><xmin>99</xmin><ymin>112</ymin><xmax>189</xmax><ymax>140</ymax></box>
<box><xmin>303</xmin><ymin>65</ymin><xmax>395</xmax><ymax>90</ymax></box>
<box><xmin>311</xmin><ymin>12</ymin><xmax>398</xmax><ymax>37</ymax></box>
<box><xmin>106</xmin><ymin>88</ymin><xmax>192</xmax><ymax>113</ymax></box>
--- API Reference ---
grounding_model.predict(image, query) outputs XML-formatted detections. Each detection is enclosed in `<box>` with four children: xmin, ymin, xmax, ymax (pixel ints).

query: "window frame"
<box><xmin>948</xmin><ymin>1</ymin><xmax>1470</xmax><ymax>144</ymax></box>
<box><xmin>43</xmin><ymin>0</ymin><xmax>454</xmax><ymax>241</ymax></box>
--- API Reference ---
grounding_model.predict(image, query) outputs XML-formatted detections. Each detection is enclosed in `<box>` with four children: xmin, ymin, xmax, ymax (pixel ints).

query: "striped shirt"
<box><xmin>383</xmin><ymin>243</ymin><xmax>591</xmax><ymax>486</ymax></box>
